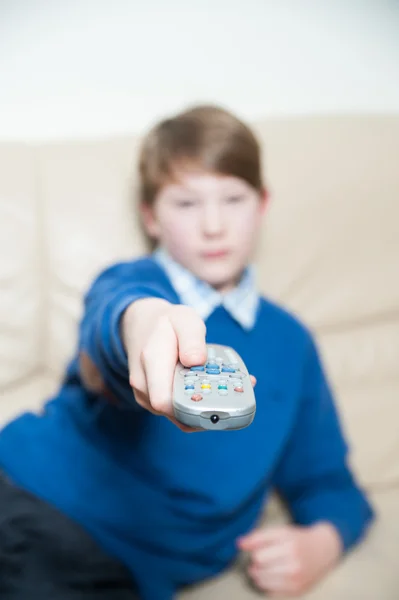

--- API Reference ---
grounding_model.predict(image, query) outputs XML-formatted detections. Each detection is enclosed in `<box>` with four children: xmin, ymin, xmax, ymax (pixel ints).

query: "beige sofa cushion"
<box><xmin>0</xmin><ymin>145</ymin><xmax>43</xmax><ymax>388</ymax></box>
<box><xmin>37</xmin><ymin>137</ymin><xmax>147</xmax><ymax>377</ymax></box>
<box><xmin>0</xmin><ymin>372</ymin><xmax>59</xmax><ymax>427</ymax></box>
<box><xmin>255</xmin><ymin>116</ymin><xmax>399</xmax><ymax>488</ymax></box>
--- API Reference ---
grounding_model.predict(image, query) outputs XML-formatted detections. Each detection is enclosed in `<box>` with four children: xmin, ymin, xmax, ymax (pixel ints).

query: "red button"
<box><xmin>234</xmin><ymin>387</ymin><xmax>244</xmax><ymax>393</ymax></box>
<box><xmin>191</xmin><ymin>394</ymin><xmax>203</xmax><ymax>402</ymax></box>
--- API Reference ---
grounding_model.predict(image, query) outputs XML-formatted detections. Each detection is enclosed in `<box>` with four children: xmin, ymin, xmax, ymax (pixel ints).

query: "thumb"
<box><xmin>168</xmin><ymin>306</ymin><xmax>207</xmax><ymax>367</ymax></box>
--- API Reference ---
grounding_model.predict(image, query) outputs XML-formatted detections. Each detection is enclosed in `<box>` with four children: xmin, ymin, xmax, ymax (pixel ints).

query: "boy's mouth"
<box><xmin>202</xmin><ymin>250</ymin><xmax>229</xmax><ymax>259</ymax></box>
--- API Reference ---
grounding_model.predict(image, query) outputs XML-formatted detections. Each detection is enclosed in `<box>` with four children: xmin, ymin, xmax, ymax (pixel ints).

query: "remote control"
<box><xmin>173</xmin><ymin>343</ymin><xmax>256</xmax><ymax>430</ymax></box>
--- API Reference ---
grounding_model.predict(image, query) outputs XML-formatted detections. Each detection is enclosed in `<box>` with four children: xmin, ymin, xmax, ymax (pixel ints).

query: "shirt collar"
<box><xmin>153</xmin><ymin>247</ymin><xmax>259</xmax><ymax>331</ymax></box>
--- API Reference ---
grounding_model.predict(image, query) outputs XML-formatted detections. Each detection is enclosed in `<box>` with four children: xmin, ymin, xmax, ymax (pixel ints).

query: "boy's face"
<box><xmin>142</xmin><ymin>171</ymin><xmax>267</xmax><ymax>293</ymax></box>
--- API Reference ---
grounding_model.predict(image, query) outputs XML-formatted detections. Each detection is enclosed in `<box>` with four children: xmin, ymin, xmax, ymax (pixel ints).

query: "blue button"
<box><xmin>221</xmin><ymin>366</ymin><xmax>235</xmax><ymax>373</ymax></box>
<box><xmin>185</xmin><ymin>384</ymin><xmax>195</xmax><ymax>390</ymax></box>
<box><xmin>190</xmin><ymin>366</ymin><xmax>205</xmax><ymax>371</ymax></box>
<box><xmin>206</xmin><ymin>369</ymin><xmax>220</xmax><ymax>375</ymax></box>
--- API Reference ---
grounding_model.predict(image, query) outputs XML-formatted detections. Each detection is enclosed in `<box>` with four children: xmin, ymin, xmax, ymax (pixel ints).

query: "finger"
<box><xmin>238</xmin><ymin>526</ymin><xmax>291</xmax><ymax>551</ymax></box>
<box><xmin>136</xmin><ymin>387</ymin><xmax>202</xmax><ymax>433</ymax></box>
<box><xmin>141</xmin><ymin>315</ymin><xmax>179</xmax><ymax>417</ymax></box>
<box><xmin>249</xmin><ymin>374</ymin><xmax>256</xmax><ymax>387</ymax></box>
<box><xmin>168</xmin><ymin>307</ymin><xmax>207</xmax><ymax>367</ymax></box>
<box><xmin>251</xmin><ymin>541</ymin><xmax>291</xmax><ymax>567</ymax></box>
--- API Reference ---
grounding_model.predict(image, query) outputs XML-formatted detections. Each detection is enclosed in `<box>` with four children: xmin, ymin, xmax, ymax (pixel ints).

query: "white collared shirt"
<box><xmin>153</xmin><ymin>247</ymin><xmax>259</xmax><ymax>331</ymax></box>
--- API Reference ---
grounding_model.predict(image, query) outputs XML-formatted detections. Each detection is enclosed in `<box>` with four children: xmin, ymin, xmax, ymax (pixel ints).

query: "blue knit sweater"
<box><xmin>0</xmin><ymin>257</ymin><xmax>374</xmax><ymax>600</ymax></box>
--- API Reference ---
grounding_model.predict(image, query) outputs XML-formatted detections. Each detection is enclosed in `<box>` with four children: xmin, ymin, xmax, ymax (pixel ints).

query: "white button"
<box><xmin>218</xmin><ymin>389</ymin><xmax>228</xmax><ymax>396</ymax></box>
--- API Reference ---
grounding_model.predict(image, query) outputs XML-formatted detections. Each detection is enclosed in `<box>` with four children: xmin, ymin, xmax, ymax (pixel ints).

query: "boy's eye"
<box><xmin>175</xmin><ymin>199</ymin><xmax>197</xmax><ymax>208</ymax></box>
<box><xmin>226</xmin><ymin>195</ymin><xmax>245</xmax><ymax>204</ymax></box>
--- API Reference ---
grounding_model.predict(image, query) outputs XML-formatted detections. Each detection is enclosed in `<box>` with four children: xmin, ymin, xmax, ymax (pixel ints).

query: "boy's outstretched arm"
<box><xmin>238</xmin><ymin>334</ymin><xmax>375</xmax><ymax>595</ymax></box>
<box><xmin>77</xmin><ymin>260</ymin><xmax>208</xmax><ymax>429</ymax></box>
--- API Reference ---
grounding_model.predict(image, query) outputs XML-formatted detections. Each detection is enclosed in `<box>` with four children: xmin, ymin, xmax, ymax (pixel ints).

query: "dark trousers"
<box><xmin>0</xmin><ymin>473</ymin><xmax>140</xmax><ymax>599</ymax></box>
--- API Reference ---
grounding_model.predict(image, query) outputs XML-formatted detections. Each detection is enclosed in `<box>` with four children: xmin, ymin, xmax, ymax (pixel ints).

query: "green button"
<box><xmin>218</xmin><ymin>385</ymin><xmax>228</xmax><ymax>390</ymax></box>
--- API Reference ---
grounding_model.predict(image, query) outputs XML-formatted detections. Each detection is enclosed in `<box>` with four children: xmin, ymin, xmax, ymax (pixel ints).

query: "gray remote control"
<box><xmin>173</xmin><ymin>343</ymin><xmax>256</xmax><ymax>431</ymax></box>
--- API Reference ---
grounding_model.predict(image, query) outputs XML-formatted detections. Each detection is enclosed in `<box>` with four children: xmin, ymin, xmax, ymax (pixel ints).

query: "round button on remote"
<box><xmin>191</xmin><ymin>394</ymin><xmax>202</xmax><ymax>402</ymax></box>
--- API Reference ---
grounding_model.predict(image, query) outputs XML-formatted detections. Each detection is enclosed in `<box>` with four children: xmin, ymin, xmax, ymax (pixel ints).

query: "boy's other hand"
<box><xmin>237</xmin><ymin>522</ymin><xmax>342</xmax><ymax>597</ymax></box>
<box><xmin>122</xmin><ymin>298</ymin><xmax>209</xmax><ymax>431</ymax></box>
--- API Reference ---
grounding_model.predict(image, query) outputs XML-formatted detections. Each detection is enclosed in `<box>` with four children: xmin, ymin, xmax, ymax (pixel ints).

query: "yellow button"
<box><xmin>201</xmin><ymin>384</ymin><xmax>211</xmax><ymax>389</ymax></box>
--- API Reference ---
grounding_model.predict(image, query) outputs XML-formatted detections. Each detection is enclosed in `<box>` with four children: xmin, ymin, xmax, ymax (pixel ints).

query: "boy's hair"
<box><xmin>138</xmin><ymin>104</ymin><xmax>264</xmax><ymax>207</ymax></box>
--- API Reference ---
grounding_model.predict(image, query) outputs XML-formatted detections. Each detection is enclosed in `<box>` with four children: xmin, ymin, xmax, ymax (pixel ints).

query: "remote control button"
<box><xmin>206</xmin><ymin>369</ymin><xmax>220</xmax><ymax>375</ymax></box>
<box><xmin>206</xmin><ymin>360</ymin><xmax>217</xmax><ymax>367</ymax></box>
<box><xmin>191</xmin><ymin>394</ymin><xmax>202</xmax><ymax>402</ymax></box>
<box><xmin>218</xmin><ymin>384</ymin><xmax>228</xmax><ymax>390</ymax></box>
<box><xmin>218</xmin><ymin>378</ymin><xmax>228</xmax><ymax>385</ymax></box>
<box><xmin>234</xmin><ymin>386</ymin><xmax>244</xmax><ymax>393</ymax></box>
<box><xmin>185</xmin><ymin>384</ymin><xmax>195</xmax><ymax>390</ymax></box>
<box><xmin>221</xmin><ymin>365</ymin><xmax>236</xmax><ymax>373</ymax></box>
<box><xmin>201</xmin><ymin>383</ymin><xmax>211</xmax><ymax>389</ymax></box>
<box><xmin>202</xmin><ymin>388</ymin><xmax>211</xmax><ymax>394</ymax></box>
<box><xmin>218</xmin><ymin>389</ymin><xmax>228</xmax><ymax>396</ymax></box>
<box><xmin>184</xmin><ymin>377</ymin><xmax>197</xmax><ymax>385</ymax></box>
<box><xmin>190</xmin><ymin>366</ymin><xmax>205</xmax><ymax>372</ymax></box>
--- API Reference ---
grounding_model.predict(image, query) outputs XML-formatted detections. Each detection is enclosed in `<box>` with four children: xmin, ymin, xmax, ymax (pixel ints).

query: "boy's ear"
<box><xmin>139</xmin><ymin>203</ymin><xmax>160</xmax><ymax>239</ymax></box>
<box><xmin>260</xmin><ymin>187</ymin><xmax>269</xmax><ymax>214</ymax></box>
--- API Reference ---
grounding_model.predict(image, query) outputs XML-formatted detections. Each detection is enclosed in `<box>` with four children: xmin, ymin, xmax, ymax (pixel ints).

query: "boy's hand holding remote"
<box><xmin>122</xmin><ymin>298</ymin><xmax>257</xmax><ymax>431</ymax></box>
<box><xmin>122</xmin><ymin>298</ymin><xmax>207</xmax><ymax>431</ymax></box>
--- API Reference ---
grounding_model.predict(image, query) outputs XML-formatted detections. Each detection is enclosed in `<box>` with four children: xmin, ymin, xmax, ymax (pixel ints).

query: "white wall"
<box><xmin>0</xmin><ymin>0</ymin><xmax>398</xmax><ymax>141</ymax></box>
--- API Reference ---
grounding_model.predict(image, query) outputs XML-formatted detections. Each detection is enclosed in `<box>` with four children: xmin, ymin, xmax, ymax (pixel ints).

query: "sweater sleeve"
<box><xmin>77</xmin><ymin>258</ymin><xmax>179</xmax><ymax>408</ymax></box>
<box><xmin>271</xmin><ymin>334</ymin><xmax>375</xmax><ymax>553</ymax></box>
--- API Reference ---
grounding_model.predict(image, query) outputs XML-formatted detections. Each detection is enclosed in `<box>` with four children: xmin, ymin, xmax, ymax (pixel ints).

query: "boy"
<box><xmin>0</xmin><ymin>105</ymin><xmax>373</xmax><ymax>599</ymax></box>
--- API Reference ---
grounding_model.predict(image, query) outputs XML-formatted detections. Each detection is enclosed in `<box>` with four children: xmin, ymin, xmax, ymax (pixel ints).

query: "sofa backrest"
<box><xmin>1</xmin><ymin>114</ymin><xmax>398</xmax><ymax>489</ymax></box>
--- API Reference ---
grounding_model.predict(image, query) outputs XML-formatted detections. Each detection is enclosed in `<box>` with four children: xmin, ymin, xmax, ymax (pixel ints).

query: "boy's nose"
<box><xmin>202</xmin><ymin>204</ymin><xmax>224</xmax><ymax>237</ymax></box>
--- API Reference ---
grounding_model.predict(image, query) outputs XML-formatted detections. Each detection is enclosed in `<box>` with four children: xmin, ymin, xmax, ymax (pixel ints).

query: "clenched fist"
<box><xmin>237</xmin><ymin>522</ymin><xmax>342</xmax><ymax>597</ymax></box>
